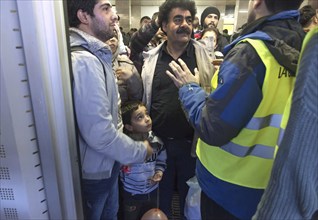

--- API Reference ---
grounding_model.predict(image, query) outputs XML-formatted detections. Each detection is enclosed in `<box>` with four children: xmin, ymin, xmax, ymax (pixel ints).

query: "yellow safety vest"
<box><xmin>197</xmin><ymin>38</ymin><xmax>296</xmax><ymax>189</ymax></box>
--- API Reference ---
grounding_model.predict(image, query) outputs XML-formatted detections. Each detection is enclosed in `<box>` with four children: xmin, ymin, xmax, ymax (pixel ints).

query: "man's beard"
<box><xmin>91</xmin><ymin>17</ymin><xmax>115</xmax><ymax>42</ymax></box>
<box><xmin>204</xmin><ymin>22</ymin><xmax>216</xmax><ymax>29</ymax></box>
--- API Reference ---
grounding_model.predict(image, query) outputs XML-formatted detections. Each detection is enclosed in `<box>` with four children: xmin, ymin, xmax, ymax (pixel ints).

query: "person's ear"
<box><xmin>253</xmin><ymin>0</ymin><xmax>263</xmax><ymax>9</ymax></box>
<box><xmin>77</xmin><ymin>9</ymin><xmax>90</xmax><ymax>25</ymax></box>
<box><xmin>253</xmin><ymin>0</ymin><xmax>269</xmax><ymax>17</ymax></box>
<box><xmin>162</xmin><ymin>21</ymin><xmax>167</xmax><ymax>33</ymax></box>
<box><xmin>124</xmin><ymin>124</ymin><xmax>134</xmax><ymax>132</ymax></box>
<box><xmin>313</xmin><ymin>14</ymin><xmax>318</xmax><ymax>25</ymax></box>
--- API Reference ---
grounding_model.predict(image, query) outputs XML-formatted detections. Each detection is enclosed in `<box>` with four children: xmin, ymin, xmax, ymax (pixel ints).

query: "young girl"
<box><xmin>120</xmin><ymin>101</ymin><xmax>167</xmax><ymax>220</ymax></box>
<box><xmin>199</xmin><ymin>26</ymin><xmax>224</xmax><ymax>59</ymax></box>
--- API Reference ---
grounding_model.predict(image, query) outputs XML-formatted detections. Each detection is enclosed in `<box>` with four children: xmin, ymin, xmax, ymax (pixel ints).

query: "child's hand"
<box><xmin>116</xmin><ymin>67</ymin><xmax>133</xmax><ymax>81</ymax></box>
<box><xmin>151</xmin><ymin>170</ymin><xmax>163</xmax><ymax>182</ymax></box>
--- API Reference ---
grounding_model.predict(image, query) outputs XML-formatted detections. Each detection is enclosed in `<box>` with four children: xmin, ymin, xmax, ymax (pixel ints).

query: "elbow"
<box><xmin>196</xmin><ymin>122</ymin><xmax>239</xmax><ymax>147</ymax></box>
<box><xmin>198</xmin><ymin>132</ymin><xmax>230</xmax><ymax>147</ymax></box>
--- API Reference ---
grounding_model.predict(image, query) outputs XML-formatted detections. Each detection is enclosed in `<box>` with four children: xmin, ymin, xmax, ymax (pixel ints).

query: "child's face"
<box><xmin>105</xmin><ymin>37</ymin><xmax>118</xmax><ymax>54</ymax></box>
<box><xmin>202</xmin><ymin>30</ymin><xmax>217</xmax><ymax>49</ymax></box>
<box><xmin>128</xmin><ymin>105</ymin><xmax>152</xmax><ymax>133</ymax></box>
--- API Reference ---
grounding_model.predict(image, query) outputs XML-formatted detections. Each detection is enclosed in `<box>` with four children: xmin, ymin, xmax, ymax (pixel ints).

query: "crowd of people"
<box><xmin>67</xmin><ymin>0</ymin><xmax>317</xmax><ymax>219</ymax></box>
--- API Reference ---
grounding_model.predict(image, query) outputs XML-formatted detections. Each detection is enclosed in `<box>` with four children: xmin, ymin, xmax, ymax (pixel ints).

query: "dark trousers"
<box><xmin>121</xmin><ymin>188</ymin><xmax>158</xmax><ymax>220</ymax></box>
<box><xmin>201</xmin><ymin>191</ymin><xmax>239</xmax><ymax>220</ymax></box>
<box><xmin>159</xmin><ymin>138</ymin><xmax>196</xmax><ymax>219</ymax></box>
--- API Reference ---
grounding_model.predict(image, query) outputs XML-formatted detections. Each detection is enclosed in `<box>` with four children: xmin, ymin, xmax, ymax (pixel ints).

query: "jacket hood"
<box><xmin>69</xmin><ymin>27</ymin><xmax>112</xmax><ymax>55</ymax></box>
<box><xmin>223</xmin><ymin>10</ymin><xmax>303</xmax><ymax>74</ymax></box>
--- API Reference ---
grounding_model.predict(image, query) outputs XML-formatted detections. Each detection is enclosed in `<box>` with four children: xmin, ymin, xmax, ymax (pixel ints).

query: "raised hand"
<box><xmin>165</xmin><ymin>58</ymin><xmax>200</xmax><ymax>88</ymax></box>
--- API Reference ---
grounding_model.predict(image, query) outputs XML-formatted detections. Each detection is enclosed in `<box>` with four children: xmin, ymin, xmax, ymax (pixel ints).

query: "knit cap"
<box><xmin>201</xmin><ymin>6</ymin><xmax>220</xmax><ymax>26</ymax></box>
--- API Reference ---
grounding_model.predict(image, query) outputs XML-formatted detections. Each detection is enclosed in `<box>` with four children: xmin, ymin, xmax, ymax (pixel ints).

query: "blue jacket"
<box><xmin>178</xmin><ymin>10</ymin><xmax>305</xmax><ymax>219</ymax></box>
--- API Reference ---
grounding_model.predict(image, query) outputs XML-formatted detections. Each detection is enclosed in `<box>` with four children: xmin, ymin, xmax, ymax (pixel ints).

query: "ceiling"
<box><xmin>130</xmin><ymin>0</ymin><xmax>237</xmax><ymax>7</ymax></box>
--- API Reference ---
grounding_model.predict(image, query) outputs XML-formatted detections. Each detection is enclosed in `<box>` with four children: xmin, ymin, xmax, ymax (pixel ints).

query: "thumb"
<box><xmin>194</xmin><ymin>68</ymin><xmax>199</xmax><ymax>76</ymax></box>
<box><xmin>194</xmin><ymin>68</ymin><xmax>200</xmax><ymax>84</ymax></box>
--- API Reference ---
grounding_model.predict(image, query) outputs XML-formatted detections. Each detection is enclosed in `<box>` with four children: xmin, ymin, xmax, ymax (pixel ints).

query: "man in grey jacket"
<box><xmin>67</xmin><ymin>1</ymin><xmax>152</xmax><ymax>219</ymax></box>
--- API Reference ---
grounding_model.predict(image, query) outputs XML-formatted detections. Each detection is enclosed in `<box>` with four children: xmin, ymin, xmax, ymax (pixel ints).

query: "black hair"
<box><xmin>264</xmin><ymin>0</ymin><xmax>304</xmax><ymax>13</ymax></box>
<box><xmin>158</xmin><ymin>0</ymin><xmax>196</xmax><ymax>31</ymax></box>
<box><xmin>299</xmin><ymin>5</ymin><xmax>316</xmax><ymax>27</ymax></box>
<box><xmin>121</xmin><ymin>100</ymin><xmax>145</xmax><ymax>127</ymax></box>
<box><xmin>152</xmin><ymin>12</ymin><xmax>159</xmax><ymax>20</ymax></box>
<box><xmin>140</xmin><ymin>16</ymin><xmax>151</xmax><ymax>24</ymax></box>
<box><xmin>67</xmin><ymin>0</ymin><xmax>98</xmax><ymax>28</ymax></box>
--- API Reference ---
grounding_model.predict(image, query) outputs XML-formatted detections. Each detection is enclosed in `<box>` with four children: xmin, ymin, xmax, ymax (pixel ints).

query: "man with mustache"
<box><xmin>200</xmin><ymin>6</ymin><xmax>229</xmax><ymax>52</ymax></box>
<box><xmin>67</xmin><ymin>0</ymin><xmax>153</xmax><ymax>219</ymax></box>
<box><xmin>140</xmin><ymin>0</ymin><xmax>214</xmax><ymax>218</ymax></box>
<box><xmin>165</xmin><ymin>0</ymin><xmax>305</xmax><ymax>219</ymax></box>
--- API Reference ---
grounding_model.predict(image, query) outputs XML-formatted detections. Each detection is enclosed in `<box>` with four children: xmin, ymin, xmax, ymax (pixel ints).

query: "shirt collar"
<box><xmin>159</xmin><ymin>40</ymin><xmax>194</xmax><ymax>60</ymax></box>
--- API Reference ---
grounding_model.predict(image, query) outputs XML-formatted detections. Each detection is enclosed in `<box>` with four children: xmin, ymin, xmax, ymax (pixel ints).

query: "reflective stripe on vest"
<box><xmin>221</xmin><ymin>141</ymin><xmax>275</xmax><ymax>159</ymax></box>
<box><xmin>245</xmin><ymin>114</ymin><xmax>282</xmax><ymax>130</ymax></box>
<box><xmin>223</xmin><ymin>114</ymin><xmax>282</xmax><ymax>160</ymax></box>
<box><xmin>197</xmin><ymin>38</ymin><xmax>296</xmax><ymax>189</ymax></box>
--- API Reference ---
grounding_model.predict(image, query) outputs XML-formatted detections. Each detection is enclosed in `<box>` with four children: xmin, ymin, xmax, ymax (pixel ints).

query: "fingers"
<box><xmin>178</xmin><ymin>58</ymin><xmax>191</xmax><ymax>74</ymax></box>
<box><xmin>166</xmin><ymin>59</ymin><xmax>199</xmax><ymax>88</ymax></box>
<box><xmin>166</xmin><ymin>70</ymin><xmax>183</xmax><ymax>88</ymax></box>
<box><xmin>151</xmin><ymin>171</ymin><xmax>163</xmax><ymax>182</ymax></box>
<box><xmin>172</xmin><ymin>60</ymin><xmax>183</xmax><ymax>73</ymax></box>
<box><xmin>168</xmin><ymin>61</ymin><xmax>184</xmax><ymax>82</ymax></box>
<box><xmin>165</xmin><ymin>70</ymin><xmax>176</xmax><ymax>80</ymax></box>
<box><xmin>194</xmin><ymin>67</ymin><xmax>199</xmax><ymax>76</ymax></box>
<box><xmin>152</xmin><ymin>175</ymin><xmax>162</xmax><ymax>182</ymax></box>
<box><xmin>116</xmin><ymin>67</ymin><xmax>133</xmax><ymax>80</ymax></box>
<box><xmin>194</xmin><ymin>67</ymin><xmax>200</xmax><ymax>84</ymax></box>
<box><xmin>168</xmin><ymin>61</ymin><xmax>180</xmax><ymax>76</ymax></box>
<box><xmin>168</xmin><ymin>59</ymin><xmax>190</xmax><ymax>78</ymax></box>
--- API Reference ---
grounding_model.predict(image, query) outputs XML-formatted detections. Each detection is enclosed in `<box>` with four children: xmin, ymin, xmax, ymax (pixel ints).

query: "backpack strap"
<box><xmin>70</xmin><ymin>46</ymin><xmax>107</xmax><ymax>80</ymax></box>
<box><xmin>69</xmin><ymin>46</ymin><xmax>108</xmax><ymax>179</ymax></box>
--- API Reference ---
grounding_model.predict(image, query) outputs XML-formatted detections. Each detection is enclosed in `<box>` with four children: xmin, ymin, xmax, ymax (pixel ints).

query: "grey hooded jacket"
<box><xmin>70</xmin><ymin>28</ymin><xmax>147</xmax><ymax>179</ymax></box>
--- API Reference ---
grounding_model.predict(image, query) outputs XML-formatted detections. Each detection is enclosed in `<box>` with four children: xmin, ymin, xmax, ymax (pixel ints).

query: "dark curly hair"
<box><xmin>264</xmin><ymin>0</ymin><xmax>304</xmax><ymax>13</ymax></box>
<box><xmin>67</xmin><ymin>0</ymin><xmax>98</xmax><ymax>28</ymax></box>
<box><xmin>121</xmin><ymin>100</ymin><xmax>147</xmax><ymax>134</ymax></box>
<box><xmin>121</xmin><ymin>100</ymin><xmax>145</xmax><ymax>125</ymax></box>
<box><xmin>299</xmin><ymin>5</ymin><xmax>316</xmax><ymax>27</ymax></box>
<box><xmin>158</xmin><ymin>0</ymin><xmax>196</xmax><ymax>31</ymax></box>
